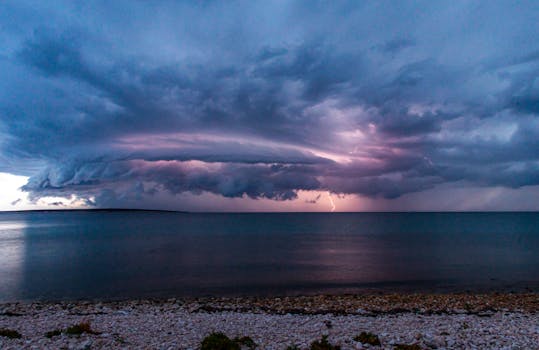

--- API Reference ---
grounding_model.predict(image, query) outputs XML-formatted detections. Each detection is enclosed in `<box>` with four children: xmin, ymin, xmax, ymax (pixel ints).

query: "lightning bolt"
<box><xmin>327</xmin><ymin>192</ymin><xmax>336</xmax><ymax>212</ymax></box>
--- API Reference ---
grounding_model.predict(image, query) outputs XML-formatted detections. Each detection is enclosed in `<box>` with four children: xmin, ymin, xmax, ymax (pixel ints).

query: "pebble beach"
<box><xmin>1</xmin><ymin>294</ymin><xmax>538</xmax><ymax>349</ymax></box>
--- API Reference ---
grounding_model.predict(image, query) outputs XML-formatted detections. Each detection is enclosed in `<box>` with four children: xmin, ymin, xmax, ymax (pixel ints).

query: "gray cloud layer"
<box><xmin>1</xmin><ymin>1</ymin><xmax>539</xmax><ymax>208</ymax></box>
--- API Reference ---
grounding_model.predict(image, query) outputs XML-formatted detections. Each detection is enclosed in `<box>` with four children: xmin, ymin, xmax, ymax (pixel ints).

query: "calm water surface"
<box><xmin>1</xmin><ymin>211</ymin><xmax>539</xmax><ymax>301</ymax></box>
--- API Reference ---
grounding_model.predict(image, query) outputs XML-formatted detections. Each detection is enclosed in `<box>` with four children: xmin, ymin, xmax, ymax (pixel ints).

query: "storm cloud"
<box><xmin>1</xmin><ymin>1</ymin><xmax>539</xmax><ymax>209</ymax></box>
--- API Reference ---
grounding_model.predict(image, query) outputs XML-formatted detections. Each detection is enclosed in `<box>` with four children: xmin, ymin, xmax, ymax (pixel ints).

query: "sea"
<box><xmin>1</xmin><ymin>210</ymin><xmax>538</xmax><ymax>301</ymax></box>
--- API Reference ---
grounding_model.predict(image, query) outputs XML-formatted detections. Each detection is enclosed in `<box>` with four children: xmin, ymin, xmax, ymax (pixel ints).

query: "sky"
<box><xmin>1</xmin><ymin>1</ymin><xmax>539</xmax><ymax>212</ymax></box>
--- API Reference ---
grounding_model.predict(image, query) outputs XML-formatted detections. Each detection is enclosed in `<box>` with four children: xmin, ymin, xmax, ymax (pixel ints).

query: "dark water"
<box><xmin>1</xmin><ymin>211</ymin><xmax>539</xmax><ymax>301</ymax></box>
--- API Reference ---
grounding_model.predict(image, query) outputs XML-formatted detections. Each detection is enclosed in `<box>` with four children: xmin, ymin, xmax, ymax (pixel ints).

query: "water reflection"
<box><xmin>0</xmin><ymin>212</ymin><xmax>538</xmax><ymax>301</ymax></box>
<box><xmin>0</xmin><ymin>218</ymin><xmax>26</xmax><ymax>300</ymax></box>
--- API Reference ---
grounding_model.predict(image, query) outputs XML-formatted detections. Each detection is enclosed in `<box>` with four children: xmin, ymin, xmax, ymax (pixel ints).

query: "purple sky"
<box><xmin>1</xmin><ymin>1</ymin><xmax>539</xmax><ymax>211</ymax></box>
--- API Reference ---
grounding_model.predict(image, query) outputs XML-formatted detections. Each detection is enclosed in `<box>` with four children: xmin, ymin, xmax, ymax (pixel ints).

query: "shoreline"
<box><xmin>1</xmin><ymin>293</ymin><xmax>538</xmax><ymax>349</ymax></box>
<box><xmin>4</xmin><ymin>292</ymin><xmax>539</xmax><ymax>314</ymax></box>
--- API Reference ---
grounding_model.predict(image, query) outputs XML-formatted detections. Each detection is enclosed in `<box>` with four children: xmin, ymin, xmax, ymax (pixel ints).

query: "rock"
<box><xmin>1</xmin><ymin>296</ymin><xmax>539</xmax><ymax>349</ymax></box>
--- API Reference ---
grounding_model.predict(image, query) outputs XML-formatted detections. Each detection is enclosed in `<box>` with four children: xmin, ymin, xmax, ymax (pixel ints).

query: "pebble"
<box><xmin>0</xmin><ymin>296</ymin><xmax>539</xmax><ymax>349</ymax></box>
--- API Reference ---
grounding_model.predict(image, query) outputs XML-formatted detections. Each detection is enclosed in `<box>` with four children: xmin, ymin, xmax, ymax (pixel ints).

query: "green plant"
<box><xmin>65</xmin><ymin>322</ymin><xmax>99</xmax><ymax>336</ymax></box>
<box><xmin>353</xmin><ymin>331</ymin><xmax>381</xmax><ymax>346</ymax></box>
<box><xmin>200</xmin><ymin>332</ymin><xmax>240</xmax><ymax>350</ymax></box>
<box><xmin>113</xmin><ymin>333</ymin><xmax>127</xmax><ymax>344</ymax></box>
<box><xmin>45</xmin><ymin>329</ymin><xmax>62</xmax><ymax>338</ymax></box>
<box><xmin>233</xmin><ymin>336</ymin><xmax>257</xmax><ymax>349</ymax></box>
<box><xmin>310</xmin><ymin>335</ymin><xmax>341</xmax><ymax>350</ymax></box>
<box><xmin>0</xmin><ymin>328</ymin><xmax>22</xmax><ymax>339</ymax></box>
<box><xmin>394</xmin><ymin>344</ymin><xmax>423</xmax><ymax>350</ymax></box>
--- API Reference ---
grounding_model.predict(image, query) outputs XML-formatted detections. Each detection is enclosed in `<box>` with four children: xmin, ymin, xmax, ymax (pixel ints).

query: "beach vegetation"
<box><xmin>114</xmin><ymin>333</ymin><xmax>127</xmax><ymax>344</ymax></box>
<box><xmin>393</xmin><ymin>344</ymin><xmax>423</xmax><ymax>350</ymax></box>
<box><xmin>65</xmin><ymin>321</ymin><xmax>100</xmax><ymax>336</ymax></box>
<box><xmin>353</xmin><ymin>331</ymin><xmax>381</xmax><ymax>346</ymax></box>
<box><xmin>233</xmin><ymin>336</ymin><xmax>257</xmax><ymax>349</ymax></box>
<box><xmin>45</xmin><ymin>329</ymin><xmax>62</xmax><ymax>338</ymax></box>
<box><xmin>200</xmin><ymin>332</ymin><xmax>241</xmax><ymax>350</ymax></box>
<box><xmin>45</xmin><ymin>322</ymin><xmax>99</xmax><ymax>338</ymax></box>
<box><xmin>310</xmin><ymin>335</ymin><xmax>341</xmax><ymax>350</ymax></box>
<box><xmin>286</xmin><ymin>345</ymin><xmax>300</xmax><ymax>350</ymax></box>
<box><xmin>0</xmin><ymin>328</ymin><xmax>22</xmax><ymax>339</ymax></box>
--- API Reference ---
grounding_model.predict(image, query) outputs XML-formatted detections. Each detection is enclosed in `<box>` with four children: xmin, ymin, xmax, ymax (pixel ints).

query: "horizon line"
<box><xmin>1</xmin><ymin>208</ymin><xmax>539</xmax><ymax>214</ymax></box>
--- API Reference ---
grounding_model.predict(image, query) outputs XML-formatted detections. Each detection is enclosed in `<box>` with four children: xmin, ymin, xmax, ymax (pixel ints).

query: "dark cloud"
<box><xmin>18</xmin><ymin>31</ymin><xmax>85</xmax><ymax>78</ymax></box>
<box><xmin>377</xmin><ymin>37</ymin><xmax>415</xmax><ymax>55</ymax></box>
<box><xmin>305</xmin><ymin>194</ymin><xmax>321</xmax><ymax>204</ymax></box>
<box><xmin>1</xmin><ymin>1</ymin><xmax>539</xmax><ymax>209</ymax></box>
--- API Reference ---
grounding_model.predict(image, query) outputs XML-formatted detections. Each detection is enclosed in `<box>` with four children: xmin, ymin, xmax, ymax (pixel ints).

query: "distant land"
<box><xmin>0</xmin><ymin>208</ymin><xmax>188</xmax><ymax>214</ymax></box>
<box><xmin>2</xmin><ymin>209</ymin><xmax>539</xmax><ymax>214</ymax></box>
